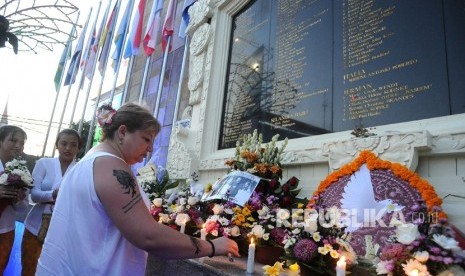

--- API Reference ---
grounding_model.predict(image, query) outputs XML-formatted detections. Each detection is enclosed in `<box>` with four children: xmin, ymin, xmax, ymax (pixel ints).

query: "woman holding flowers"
<box><xmin>0</xmin><ymin>125</ymin><xmax>28</xmax><ymax>274</ymax></box>
<box><xmin>21</xmin><ymin>128</ymin><xmax>81</xmax><ymax>276</ymax></box>
<box><xmin>37</xmin><ymin>103</ymin><xmax>239</xmax><ymax>276</ymax></box>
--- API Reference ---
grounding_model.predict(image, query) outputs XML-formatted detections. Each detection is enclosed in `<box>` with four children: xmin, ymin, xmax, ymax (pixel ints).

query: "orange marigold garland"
<box><xmin>308</xmin><ymin>150</ymin><xmax>446</xmax><ymax>218</ymax></box>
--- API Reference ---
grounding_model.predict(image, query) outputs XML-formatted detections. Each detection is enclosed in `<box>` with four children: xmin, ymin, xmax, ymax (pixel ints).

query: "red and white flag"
<box><xmin>161</xmin><ymin>0</ymin><xmax>176</xmax><ymax>53</ymax></box>
<box><xmin>123</xmin><ymin>0</ymin><xmax>146</xmax><ymax>58</ymax></box>
<box><xmin>143</xmin><ymin>0</ymin><xmax>163</xmax><ymax>56</ymax></box>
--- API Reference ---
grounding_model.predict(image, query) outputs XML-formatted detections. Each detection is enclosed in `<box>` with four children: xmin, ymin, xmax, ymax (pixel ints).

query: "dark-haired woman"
<box><xmin>37</xmin><ymin>103</ymin><xmax>239</xmax><ymax>275</ymax></box>
<box><xmin>0</xmin><ymin>125</ymin><xmax>28</xmax><ymax>274</ymax></box>
<box><xmin>21</xmin><ymin>129</ymin><xmax>81</xmax><ymax>276</ymax></box>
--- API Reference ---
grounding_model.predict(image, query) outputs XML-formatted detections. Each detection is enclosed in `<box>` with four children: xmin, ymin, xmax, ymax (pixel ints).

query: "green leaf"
<box><xmin>290</xmin><ymin>188</ymin><xmax>302</xmax><ymax>197</ymax></box>
<box><xmin>162</xmin><ymin>180</ymin><xmax>180</xmax><ymax>192</ymax></box>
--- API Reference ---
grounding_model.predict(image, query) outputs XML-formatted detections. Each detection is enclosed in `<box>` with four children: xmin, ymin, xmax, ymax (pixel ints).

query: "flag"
<box><xmin>1</xmin><ymin>98</ymin><xmax>8</xmax><ymax>125</ymax></box>
<box><xmin>98</xmin><ymin>0</ymin><xmax>120</xmax><ymax>75</ymax></box>
<box><xmin>178</xmin><ymin>0</ymin><xmax>196</xmax><ymax>38</ymax></box>
<box><xmin>143</xmin><ymin>0</ymin><xmax>163</xmax><ymax>56</ymax></box>
<box><xmin>53</xmin><ymin>36</ymin><xmax>73</xmax><ymax>91</ymax></box>
<box><xmin>79</xmin><ymin>2</ymin><xmax>102</xmax><ymax>88</ymax></box>
<box><xmin>161</xmin><ymin>0</ymin><xmax>177</xmax><ymax>53</ymax></box>
<box><xmin>85</xmin><ymin>2</ymin><xmax>111</xmax><ymax>79</ymax></box>
<box><xmin>123</xmin><ymin>0</ymin><xmax>146</xmax><ymax>58</ymax></box>
<box><xmin>111</xmin><ymin>1</ymin><xmax>132</xmax><ymax>72</ymax></box>
<box><xmin>64</xmin><ymin>10</ymin><xmax>92</xmax><ymax>86</ymax></box>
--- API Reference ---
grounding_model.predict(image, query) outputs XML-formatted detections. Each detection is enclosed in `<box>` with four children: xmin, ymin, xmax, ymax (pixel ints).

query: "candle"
<box><xmin>158</xmin><ymin>217</ymin><xmax>163</xmax><ymax>224</ymax></box>
<box><xmin>200</xmin><ymin>224</ymin><xmax>207</xmax><ymax>240</ymax></box>
<box><xmin>411</xmin><ymin>269</ymin><xmax>419</xmax><ymax>276</ymax></box>
<box><xmin>336</xmin><ymin>256</ymin><xmax>346</xmax><ymax>276</ymax></box>
<box><xmin>246</xmin><ymin>238</ymin><xmax>256</xmax><ymax>274</ymax></box>
<box><xmin>180</xmin><ymin>219</ymin><xmax>186</xmax><ymax>234</ymax></box>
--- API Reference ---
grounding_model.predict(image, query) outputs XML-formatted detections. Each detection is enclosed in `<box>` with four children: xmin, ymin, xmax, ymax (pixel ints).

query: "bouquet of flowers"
<box><xmin>0</xmin><ymin>158</ymin><xmax>33</xmax><ymax>188</ymax></box>
<box><xmin>372</xmin><ymin>201</ymin><xmax>465</xmax><ymax>276</ymax></box>
<box><xmin>0</xmin><ymin>157</ymin><xmax>33</xmax><ymax>215</ymax></box>
<box><xmin>137</xmin><ymin>164</ymin><xmax>179</xmax><ymax>203</ymax></box>
<box><xmin>282</xmin><ymin>202</ymin><xmax>357</xmax><ymax>275</ymax></box>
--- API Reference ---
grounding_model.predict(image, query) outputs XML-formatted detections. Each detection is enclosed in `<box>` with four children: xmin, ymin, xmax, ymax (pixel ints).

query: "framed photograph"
<box><xmin>202</xmin><ymin>171</ymin><xmax>261</xmax><ymax>206</ymax></box>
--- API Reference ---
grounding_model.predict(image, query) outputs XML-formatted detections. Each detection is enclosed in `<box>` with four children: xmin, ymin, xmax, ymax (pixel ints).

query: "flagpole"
<box><xmin>41</xmin><ymin>13</ymin><xmax>80</xmax><ymax>158</ymax></box>
<box><xmin>53</xmin><ymin>8</ymin><xmax>93</xmax><ymax>157</ymax></box>
<box><xmin>69</xmin><ymin>2</ymin><xmax>102</xmax><ymax>127</ymax></box>
<box><xmin>78</xmin><ymin>1</ymin><xmax>112</xmax><ymax>135</ymax></box>
<box><xmin>121</xmin><ymin>56</ymin><xmax>134</xmax><ymax>106</ymax></box>
<box><xmin>109</xmin><ymin>0</ymin><xmax>135</xmax><ymax>105</ymax></box>
<box><xmin>153</xmin><ymin>35</ymin><xmax>171</xmax><ymax>116</ymax></box>
<box><xmin>171</xmin><ymin>36</ymin><xmax>189</xmax><ymax>127</ymax></box>
<box><xmin>85</xmin><ymin>0</ymin><xmax>122</xmax><ymax>153</ymax></box>
<box><xmin>138</xmin><ymin>55</ymin><xmax>152</xmax><ymax>104</ymax></box>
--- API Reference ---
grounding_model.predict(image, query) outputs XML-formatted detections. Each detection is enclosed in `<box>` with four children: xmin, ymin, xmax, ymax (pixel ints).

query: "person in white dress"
<box><xmin>0</xmin><ymin>125</ymin><xmax>28</xmax><ymax>274</ymax></box>
<box><xmin>21</xmin><ymin>128</ymin><xmax>81</xmax><ymax>276</ymax></box>
<box><xmin>36</xmin><ymin>103</ymin><xmax>239</xmax><ymax>276</ymax></box>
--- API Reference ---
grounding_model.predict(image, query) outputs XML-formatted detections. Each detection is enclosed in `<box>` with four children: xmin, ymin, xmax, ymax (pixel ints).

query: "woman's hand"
<box><xmin>211</xmin><ymin>236</ymin><xmax>240</xmax><ymax>257</ymax></box>
<box><xmin>0</xmin><ymin>186</ymin><xmax>21</xmax><ymax>200</ymax></box>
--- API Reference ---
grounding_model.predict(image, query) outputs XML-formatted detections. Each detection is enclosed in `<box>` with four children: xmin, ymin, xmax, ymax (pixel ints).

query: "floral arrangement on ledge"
<box><xmin>372</xmin><ymin>201</ymin><xmax>465</xmax><ymax>276</ymax></box>
<box><xmin>137</xmin><ymin>164</ymin><xmax>179</xmax><ymax>203</ymax></box>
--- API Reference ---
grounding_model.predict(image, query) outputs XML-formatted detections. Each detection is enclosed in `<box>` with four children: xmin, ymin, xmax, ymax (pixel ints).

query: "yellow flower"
<box><xmin>324</xmin><ymin>243</ymin><xmax>333</xmax><ymax>251</ymax></box>
<box><xmin>330</xmin><ymin>250</ymin><xmax>340</xmax><ymax>259</ymax></box>
<box><xmin>235</xmin><ymin>213</ymin><xmax>245</xmax><ymax>223</ymax></box>
<box><xmin>312</xmin><ymin>232</ymin><xmax>321</xmax><ymax>242</ymax></box>
<box><xmin>242</xmin><ymin>206</ymin><xmax>251</xmax><ymax>216</ymax></box>
<box><xmin>289</xmin><ymin>262</ymin><xmax>300</xmax><ymax>272</ymax></box>
<box><xmin>204</xmin><ymin>183</ymin><xmax>212</xmax><ymax>193</ymax></box>
<box><xmin>297</xmin><ymin>203</ymin><xmax>304</xmax><ymax>209</ymax></box>
<box><xmin>263</xmin><ymin>261</ymin><xmax>284</xmax><ymax>276</ymax></box>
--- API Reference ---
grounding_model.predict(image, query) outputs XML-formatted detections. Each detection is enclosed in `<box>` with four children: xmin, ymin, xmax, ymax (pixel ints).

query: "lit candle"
<box><xmin>336</xmin><ymin>256</ymin><xmax>346</xmax><ymax>276</ymax></box>
<box><xmin>200</xmin><ymin>224</ymin><xmax>207</xmax><ymax>240</ymax></box>
<box><xmin>411</xmin><ymin>269</ymin><xmax>419</xmax><ymax>276</ymax></box>
<box><xmin>158</xmin><ymin>217</ymin><xmax>163</xmax><ymax>224</ymax></box>
<box><xmin>246</xmin><ymin>238</ymin><xmax>255</xmax><ymax>274</ymax></box>
<box><xmin>180</xmin><ymin>219</ymin><xmax>186</xmax><ymax>234</ymax></box>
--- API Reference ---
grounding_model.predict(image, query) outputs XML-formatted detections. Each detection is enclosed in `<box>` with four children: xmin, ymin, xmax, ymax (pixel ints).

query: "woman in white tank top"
<box><xmin>37</xmin><ymin>103</ymin><xmax>239</xmax><ymax>276</ymax></box>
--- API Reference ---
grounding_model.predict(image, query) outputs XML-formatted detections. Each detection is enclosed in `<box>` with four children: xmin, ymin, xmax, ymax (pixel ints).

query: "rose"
<box><xmin>269</xmin><ymin>179</ymin><xmax>280</xmax><ymax>190</ymax></box>
<box><xmin>230</xmin><ymin>225</ymin><xmax>241</xmax><ymax>237</ymax></box>
<box><xmin>286</xmin><ymin>176</ymin><xmax>299</xmax><ymax>188</ymax></box>
<box><xmin>212</xmin><ymin>204</ymin><xmax>224</xmax><ymax>215</ymax></box>
<box><xmin>152</xmin><ymin>198</ymin><xmax>163</xmax><ymax>208</ymax></box>
<box><xmin>187</xmin><ymin>196</ymin><xmax>198</xmax><ymax>206</ymax></box>
<box><xmin>175</xmin><ymin>213</ymin><xmax>190</xmax><ymax>226</ymax></box>
<box><xmin>395</xmin><ymin>223</ymin><xmax>420</xmax><ymax>245</ymax></box>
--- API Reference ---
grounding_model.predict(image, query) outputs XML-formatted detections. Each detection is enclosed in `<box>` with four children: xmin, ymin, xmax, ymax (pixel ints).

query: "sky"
<box><xmin>0</xmin><ymin>0</ymin><xmax>127</xmax><ymax>156</ymax></box>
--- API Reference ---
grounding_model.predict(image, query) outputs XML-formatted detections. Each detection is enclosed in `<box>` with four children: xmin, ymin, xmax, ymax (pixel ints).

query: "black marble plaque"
<box><xmin>219</xmin><ymin>0</ymin><xmax>465</xmax><ymax>149</ymax></box>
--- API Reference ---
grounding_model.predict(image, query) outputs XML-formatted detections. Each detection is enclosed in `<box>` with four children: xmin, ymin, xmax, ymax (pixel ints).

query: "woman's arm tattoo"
<box><xmin>190</xmin><ymin>236</ymin><xmax>201</xmax><ymax>255</ymax></box>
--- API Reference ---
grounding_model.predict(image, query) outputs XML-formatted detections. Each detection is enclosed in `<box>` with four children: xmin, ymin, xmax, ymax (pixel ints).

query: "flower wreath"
<box><xmin>96</xmin><ymin>104</ymin><xmax>117</xmax><ymax>127</ymax></box>
<box><xmin>308</xmin><ymin>150</ymin><xmax>446</xmax><ymax>218</ymax></box>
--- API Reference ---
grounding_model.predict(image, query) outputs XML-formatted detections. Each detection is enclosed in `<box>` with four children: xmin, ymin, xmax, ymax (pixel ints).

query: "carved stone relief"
<box><xmin>322</xmin><ymin>131</ymin><xmax>432</xmax><ymax>171</ymax></box>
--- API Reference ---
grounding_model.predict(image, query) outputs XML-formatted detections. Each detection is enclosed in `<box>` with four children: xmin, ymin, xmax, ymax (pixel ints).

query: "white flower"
<box><xmin>187</xmin><ymin>196</ymin><xmax>198</xmax><ymax>206</ymax></box>
<box><xmin>175</xmin><ymin>205</ymin><xmax>185</xmax><ymax>213</ymax></box>
<box><xmin>219</xmin><ymin>217</ymin><xmax>230</xmax><ymax>226</ymax></box>
<box><xmin>276</xmin><ymin>209</ymin><xmax>290</xmax><ymax>220</ymax></box>
<box><xmin>376</xmin><ymin>260</ymin><xmax>393</xmax><ymax>275</ymax></box>
<box><xmin>250</xmin><ymin>225</ymin><xmax>265</xmax><ymax>239</ymax></box>
<box><xmin>178</xmin><ymin>198</ymin><xmax>187</xmax><ymax>206</ymax></box>
<box><xmin>175</xmin><ymin>213</ymin><xmax>190</xmax><ymax>226</ymax></box>
<box><xmin>212</xmin><ymin>204</ymin><xmax>224</xmax><ymax>215</ymax></box>
<box><xmin>263</xmin><ymin>233</ymin><xmax>270</xmax><ymax>240</ymax></box>
<box><xmin>152</xmin><ymin>198</ymin><xmax>163</xmax><ymax>207</ymax></box>
<box><xmin>401</xmin><ymin>259</ymin><xmax>431</xmax><ymax>276</ymax></box>
<box><xmin>395</xmin><ymin>223</ymin><xmax>420</xmax><ymax>245</ymax></box>
<box><xmin>0</xmin><ymin>174</ymin><xmax>7</xmax><ymax>185</ymax></box>
<box><xmin>433</xmin><ymin>234</ymin><xmax>460</xmax><ymax>250</ymax></box>
<box><xmin>230</xmin><ymin>226</ymin><xmax>241</xmax><ymax>237</ymax></box>
<box><xmin>414</xmin><ymin>251</ymin><xmax>429</xmax><ymax>263</ymax></box>
<box><xmin>304</xmin><ymin>219</ymin><xmax>318</xmax><ymax>234</ymax></box>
